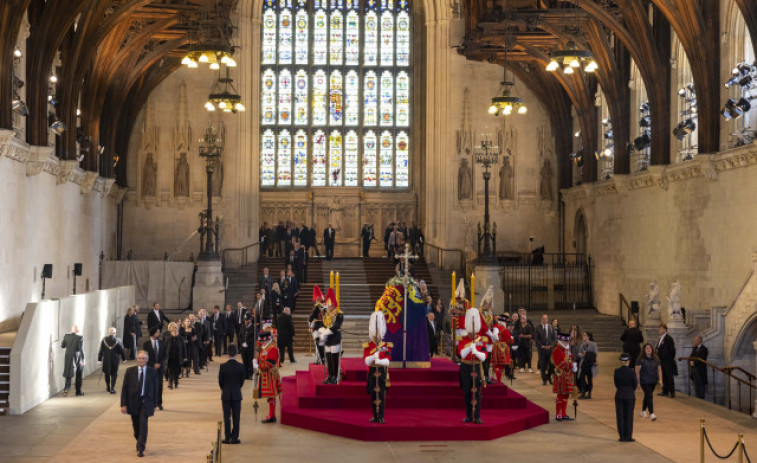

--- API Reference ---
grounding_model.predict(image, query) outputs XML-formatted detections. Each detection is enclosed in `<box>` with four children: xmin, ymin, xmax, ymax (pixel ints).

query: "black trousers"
<box><xmin>214</xmin><ymin>334</ymin><xmax>225</xmax><ymax>357</ymax></box>
<box><xmin>362</xmin><ymin>240</ymin><xmax>371</xmax><ymax>257</ymax></box>
<box><xmin>278</xmin><ymin>340</ymin><xmax>295</xmax><ymax>363</ymax></box>
<box><xmin>538</xmin><ymin>347</ymin><xmax>554</xmax><ymax>382</ymax></box>
<box><xmin>64</xmin><ymin>363</ymin><xmax>83</xmax><ymax>393</ymax></box>
<box><xmin>661</xmin><ymin>360</ymin><xmax>675</xmax><ymax>396</ymax></box>
<box><xmin>224</xmin><ymin>331</ymin><xmax>235</xmax><ymax>354</ymax></box>
<box><xmin>459</xmin><ymin>363</ymin><xmax>483</xmax><ymax>420</ymax></box>
<box><xmin>154</xmin><ymin>366</ymin><xmax>164</xmax><ymax>406</ymax></box>
<box><xmin>615</xmin><ymin>398</ymin><xmax>635</xmax><ymax>440</ymax></box>
<box><xmin>325</xmin><ymin>243</ymin><xmax>334</xmax><ymax>260</ymax></box>
<box><xmin>242</xmin><ymin>348</ymin><xmax>254</xmax><ymax>378</ymax></box>
<box><xmin>519</xmin><ymin>341</ymin><xmax>532</xmax><ymax>368</ymax></box>
<box><xmin>367</xmin><ymin>366</ymin><xmax>387</xmax><ymax>420</ymax></box>
<box><xmin>189</xmin><ymin>342</ymin><xmax>201</xmax><ymax>372</ymax></box>
<box><xmin>130</xmin><ymin>404</ymin><xmax>150</xmax><ymax>451</ymax></box>
<box><xmin>692</xmin><ymin>369</ymin><xmax>707</xmax><ymax>399</ymax></box>
<box><xmin>104</xmin><ymin>372</ymin><xmax>117</xmax><ymax>392</ymax></box>
<box><xmin>641</xmin><ymin>383</ymin><xmax>656</xmax><ymax>413</ymax></box>
<box><xmin>222</xmin><ymin>399</ymin><xmax>241</xmax><ymax>440</ymax></box>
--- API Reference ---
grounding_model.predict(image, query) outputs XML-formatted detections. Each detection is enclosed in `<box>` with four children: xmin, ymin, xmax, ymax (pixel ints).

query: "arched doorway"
<box><xmin>574</xmin><ymin>209</ymin><xmax>587</xmax><ymax>258</ymax></box>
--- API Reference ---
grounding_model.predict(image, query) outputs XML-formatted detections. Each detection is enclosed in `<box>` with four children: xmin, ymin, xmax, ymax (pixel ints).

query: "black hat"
<box><xmin>227</xmin><ymin>345</ymin><xmax>238</xmax><ymax>356</ymax></box>
<box><xmin>620</xmin><ymin>353</ymin><xmax>631</xmax><ymax>361</ymax></box>
<box><xmin>498</xmin><ymin>313</ymin><xmax>510</xmax><ymax>323</ymax></box>
<box><xmin>258</xmin><ymin>331</ymin><xmax>272</xmax><ymax>342</ymax></box>
<box><xmin>557</xmin><ymin>332</ymin><xmax>571</xmax><ymax>342</ymax></box>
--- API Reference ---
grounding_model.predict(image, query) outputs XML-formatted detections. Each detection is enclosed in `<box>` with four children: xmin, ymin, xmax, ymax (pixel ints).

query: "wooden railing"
<box><xmin>679</xmin><ymin>356</ymin><xmax>755</xmax><ymax>415</ymax></box>
<box><xmin>619</xmin><ymin>293</ymin><xmax>638</xmax><ymax>326</ymax></box>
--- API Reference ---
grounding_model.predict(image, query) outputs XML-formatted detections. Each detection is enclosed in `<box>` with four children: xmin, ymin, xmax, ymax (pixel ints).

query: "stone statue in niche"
<box><xmin>666</xmin><ymin>281</ymin><xmax>682</xmax><ymax>320</ymax></box>
<box><xmin>539</xmin><ymin>158</ymin><xmax>553</xmax><ymax>201</ymax></box>
<box><xmin>498</xmin><ymin>154</ymin><xmax>514</xmax><ymax>200</ymax></box>
<box><xmin>174</xmin><ymin>152</ymin><xmax>190</xmax><ymax>197</ymax></box>
<box><xmin>646</xmin><ymin>280</ymin><xmax>661</xmax><ymax>315</ymax></box>
<box><xmin>142</xmin><ymin>153</ymin><xmax>157</xmax><ymax>197</ymax></box>
<box><xmin>211</xmin><ymin>157</ymin><xmax>223</xmax><ymax>197</ymax></box>
<box><xmin>458</xmin><ymin>158</ymin><xmax>472</xmax><ymax>200</ymax></box>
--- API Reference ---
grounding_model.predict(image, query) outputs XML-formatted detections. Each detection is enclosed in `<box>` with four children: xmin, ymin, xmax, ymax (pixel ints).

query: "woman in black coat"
<box><xmin>620</xmin><ymin>320</ymin><xmax>644</xmax><ymax>367</ymax></box>
<box><xmin>165</xmin><ymin>323</ymin><xmax>186</xmax><ymax>389</ymax></box>
<box><xmin>270</xmin><ymin>282</ymin><xmax>283</xmax><ymax>321</ymax></box>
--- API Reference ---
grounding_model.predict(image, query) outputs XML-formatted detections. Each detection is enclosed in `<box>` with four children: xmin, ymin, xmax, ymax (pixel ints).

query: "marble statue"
<box><xmin>539</xmin><ymin>158</ymin><xmax>553</xmax><ymax>201</ymax></box>
<box><xmin>458</xmin><ymin>158</ymin><xmax>472</xmax><ymax>200</ymax></box>
<box><xmin>142</xmin><ymin>153</ymin><xmax>157</xmax><ymax>197</ymax></box>
<box><xmin>645</xmin><ymin>280</ymin><xmax>661</xmax><ymax>315</ymax></box>
<box><xmin>499</xmin><ymin>154</ymin><xmax>513</xmax><ymax>200</ymax></box>
<box><xmin>175</xmin><ymin>152</ymin><xmax>190</xmax><ymax>197</ymax></box>
<box><xmin>666</xmin><ymin>281</ymin><xmax>682</xmax><ymax>319</ymax></box>
<box><xmin>211</xmin><ymin>157</ymin><xmax>223</xmax><ymax>197</ymax></box>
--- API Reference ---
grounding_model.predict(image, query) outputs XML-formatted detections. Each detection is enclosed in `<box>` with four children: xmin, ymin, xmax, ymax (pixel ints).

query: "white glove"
<box><xmin>511</xmin><ymin>345</ymin><xmax>518</xmax><ymax>351</ymax></box>
<box><xmin>474</xmin><ymin>350</ymin><xmax>486</xmax><ymax>362</ymax></box>
<box><xmin>375</xmin><ymin>358</ymin><xmax>390</xmax><ymax>367</ymax></box>
<box><xmin>97</xmin><ymin>361</ymin><xmax>102</xmax><ymax>367</ymax></box>
<box><xmin>253</xmin><ymin>359</ymin><xmax>259</xmax><ymax>370</ymax></box>
<box><xmin>572</xmin><ymin>362</ymin><xmax>578</xmax><ymax>373</ymax></box>
<box><xmin>242</xmin><ymin>342</ymin><xmax>248</xmax><ymax>348</ymax></box>
<box><xmin>491</xmin><ymin>328</ymin><xmax>499</xmax><ymax>342</ymax></box>
<box><xmin>460</xmin><ymin>346</ymin><xmax>473</xmax><ymax>359</ymax></box>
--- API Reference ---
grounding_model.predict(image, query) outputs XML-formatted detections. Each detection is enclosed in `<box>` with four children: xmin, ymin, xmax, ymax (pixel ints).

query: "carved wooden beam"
<box><xmin>735</xmin><ymin>0</ymin><xmax>757</xmax><ymax>56</ymax></box>
<box><xmin>0</xmin><ymin>0</ymin><xmax>33</xmax><ymax>129</ymax></box>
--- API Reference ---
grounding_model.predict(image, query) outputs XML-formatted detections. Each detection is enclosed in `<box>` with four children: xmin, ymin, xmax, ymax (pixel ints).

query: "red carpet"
<box><xmin>281</xmin><ymin>358</ymin><xmax>549</xmax><ymax>441</ymax></box>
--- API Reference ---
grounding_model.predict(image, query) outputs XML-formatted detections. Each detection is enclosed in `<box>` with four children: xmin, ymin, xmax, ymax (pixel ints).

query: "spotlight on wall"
<box><xmin>12</xmin><ymin>97</ymin><xmax>28</xmax><ymax>116</ymax></box>
<box><xmin>48</xmin><ymin>113</ymin><xmax>65</xmax><ymax>135</ymax></box>
<box><xmin>12</xmin><ymin>74</ymin><xmax>24</xmax><ymax>89</ymax></box>
<box><xmin>49</xmin><ymin>74</ymin><xmax>58</xmax><ymax>83</ymax></box>
<box><xmin>633</xmin><ymin>132</ymin><xmax>651</xmax><ymax>151</ymax></box>
<box><xmin>14</xmin><ymin>47</ymin><xmax>22</xmax><ymax>58</ymax></box>
<box><xmin>672</xmin><ymin>118</ymin><xmax>697</xmax><ymax>141</ymax></box>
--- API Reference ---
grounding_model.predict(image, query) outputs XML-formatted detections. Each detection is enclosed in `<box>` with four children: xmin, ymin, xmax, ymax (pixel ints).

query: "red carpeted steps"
<box><xmin>280</xmin><ymin>357</ymin><xmax>549</xmax><ymax>441</ymax></box>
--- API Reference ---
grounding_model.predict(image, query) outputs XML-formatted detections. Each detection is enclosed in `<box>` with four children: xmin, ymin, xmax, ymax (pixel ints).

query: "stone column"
<box><xmin>753</xmin><ymin>340</ymin><xmax>757</xmax><ymax>418</ymax></box>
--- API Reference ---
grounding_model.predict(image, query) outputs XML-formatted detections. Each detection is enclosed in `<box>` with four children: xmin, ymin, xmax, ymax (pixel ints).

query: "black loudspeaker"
<box><xmin>73</xmin><ymin>263</ymin><xmax>82</xmax><ymax>276</ymax></box>
<box><xmin>41</xmin><ymin>264</ymin><xmax>53</xmax><ymax>279</ymax></box>
<box><xmin>630</xmin><ymin>301</ymin><xmax>640</xmax><ymax>314</ymax></box>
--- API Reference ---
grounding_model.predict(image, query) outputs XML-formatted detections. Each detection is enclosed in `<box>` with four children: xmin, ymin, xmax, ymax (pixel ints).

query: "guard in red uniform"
<box><xmin>552</xmin><ymin>332</ymin><xmax>576</xmax><ymax>421</ymax></box>
<box><xmin>363</xmin><ymin>310</ymin><xmax>392</xmax><ymax>423</ymax></box>
<box><xmin>254</xmin><ymin>330</ymin><xmax>281</xmax><ymax>423</ymax></box>
<box><xmin>479</xmin><ymin>287</ymin><xmax>496</xmax><ymax>384</ymax></box>
<box><xmin>492</xmin><ymin>313</ymin><xmax>514</xmax><ymax>383</ymax></box>
<box><xmin>458</xmin><ymin>308</ymin><xmax>487</xmax><ymax>424</ymax></box>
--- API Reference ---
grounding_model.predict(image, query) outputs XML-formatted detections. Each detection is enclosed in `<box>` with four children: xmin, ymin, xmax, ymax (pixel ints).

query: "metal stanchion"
<box><xmin>739</xmin><ymin>433</ymin><xmax>745</xmax><ymax>463</ymax></box>
<box><xmin>700</xmin><ymin>418</ymin><xmax>706</xmax><ymax>463</ymax></box>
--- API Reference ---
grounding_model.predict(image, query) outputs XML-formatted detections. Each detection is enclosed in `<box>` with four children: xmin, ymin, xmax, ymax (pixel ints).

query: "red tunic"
<box><xmin>362</xmin><ymin>341</ymin><xmax>393</xmax><ymax>364</ymax></box>
<box><xmin>491</xmin><ymin>323</ymin><xmax>513</xmax><ymax>366</ymax></box>
<box><xmin>551</xmin><ymin>346</ymin><xmax>574</xmax><ymax>395</ymax></box>
<box><xmin>257</xmin><ymin>343</ymin><xmax>281</xmax><ymax>398</ymax></box>
<box><xmin>457</xmin><ymin>335</ymin><xmax>486</xmax><ymax>362</ymax></box>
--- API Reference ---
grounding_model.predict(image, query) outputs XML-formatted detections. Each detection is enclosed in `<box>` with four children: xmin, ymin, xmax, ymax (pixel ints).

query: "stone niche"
<box><xmin>260</xmin><ymin>188</ymin><xmax>416</xmax><ymax>257</ymax></box>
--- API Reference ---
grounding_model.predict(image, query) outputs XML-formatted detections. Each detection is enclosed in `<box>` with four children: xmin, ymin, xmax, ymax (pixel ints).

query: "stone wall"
<box><xmin>0</xmin><ymin>130</ymin><xmax>121</xmax><ymax>329</ymax></box>
<box><xmin>562</xmin><ymin>145</ymin><xmax>757</xmax><ymax>316</ymax></box>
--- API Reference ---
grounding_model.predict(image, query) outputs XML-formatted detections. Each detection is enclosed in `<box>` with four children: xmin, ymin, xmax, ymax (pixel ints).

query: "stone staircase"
<box><xmin>0</xmin><ymin>345</ymin><xmax>9</xmax><ymax>415</ymax></box>
<box><xmin>223</xmin><ymin>264</ymin><xmax>259</xmax><ymax>308</ymax></box>
<box><xmin>538</xmin><ymin>309</ymin><xmax>626</xmax><ymax>352</ymax></box>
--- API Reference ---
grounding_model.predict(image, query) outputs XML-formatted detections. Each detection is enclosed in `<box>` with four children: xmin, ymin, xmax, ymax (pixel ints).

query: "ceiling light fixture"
<box><xmin>206</xmin><ymin>68</ymin><xmax>245</xmax><ymax>113</ymax></box>
<box><xmin>546</xmin><ymin>40</ymin><xmax>597</xmax><ymax>74</ymax></box>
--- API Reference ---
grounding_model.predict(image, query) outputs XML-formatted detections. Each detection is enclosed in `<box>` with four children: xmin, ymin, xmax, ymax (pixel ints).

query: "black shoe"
<box><xmin>542</xmin><ymin>381</ymin><xmax>547</xmax><ymax>386</ymax></box>
<box><xmin>231</xmin><ymin>439</ymin><xmax>241</xmax><ymax>444</ymax></box>
<box><xmin>474</xmin><ymin>418</ymin><xmax>482</xmax><ymax>424</ymax></box>
<box><xmin>561</xmin><ymin>416</ymin><xmax>574</xmax><ymax>421</ymax></box>
<box><xmin>578</xmin><ymin>393</ymin><xmax>586</xmax><ymax>399</ymax></box>
<box><xmin>63</xmin><ymin>389</ymin><xmax>69</xmax><ymax>397</ymax></box>
<box><xmin>555</xmin><ymin>416</ymin><xmax>563</xmax><ymax>421</ymax></box>
<box><xmin>110</xmin><ymin>390</ymin><xmax>116</xmax><ymax>394</ymax></box>
<box><xmin>223</xmin><ymin>438</ymin><xmax>232</xmax><ymax>444</ymax></box>
<box><xmin>262</xmin><ymin>416</ymin><xmax>277</xmax><ymax>423</ymax></box>
<box><xmin>378</xmin><ymin>418</ymin><xmax>385</xmax><ymax>424</ymax></box>
<box><xmin>548</xmin><ymin>379</ymin><xmax>553</xmax><ymax>385</ymax></box>
<box><xmin>168</xmin><ymin>384</ymin><xmax>173</xmax><ymax>389</ymax></box>
<box><xmin>137</xmin><ymin>450</ymin><xmax>144</xmax><ymax>457</ymax></box>
<box><xmin>158</xmin><ymin>405</ymin><xmax>163</xmax><ymax>410</ymax></box>
<box><xmin>462</xmin><ymin>417</ymin><xmax>473</xmax><ymax>423</ymax></box>
<box><xmin>76</xmin><ymin>392</ymin><xmax>84</xmax><ymax>396</ymax></box>
<box><xmin>586</xmin><ymin>392</ymin><xmax>591</xmax><ymax>399</ymax></box>
<box><xmin>369</xmin><ymin>417</ymin><xmax>378</xmax><ymax>423</ymax></box>
<box><xmin>669</xmin><ymin>394</ymin><xmax>675</xmax><ymax>398</ymax></box>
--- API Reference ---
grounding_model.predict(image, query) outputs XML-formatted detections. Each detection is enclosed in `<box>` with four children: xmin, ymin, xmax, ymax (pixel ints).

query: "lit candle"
<box><xmin>471</xmin><ymin>272</ymin><xmax>475</xmax><ymax>307</ymax></box>
<box><xmin>451</xmin><ymin>271</ymin><xmax>456</xmax><ymax>305</ymax></box>
<box><xmin>336</xmin><ymin>272</ymin><xmax>340</xmax><ymax>306</ymax></box>
<box><xmin>330</xmin><ymin>271</ymin><xmax>334</xmax><ymax>290</ymax></box>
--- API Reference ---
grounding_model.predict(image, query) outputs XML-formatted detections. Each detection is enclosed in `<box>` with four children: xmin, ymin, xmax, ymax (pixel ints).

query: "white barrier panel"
<box><xmin>101</xmin><ymin>261</ymin><xmax>193</xmax><ymax>310</ymax></box>
<box><xmin>9</xmin><ymin>286</ymin><xmax>135</xmax><ymax>414</ymax></box>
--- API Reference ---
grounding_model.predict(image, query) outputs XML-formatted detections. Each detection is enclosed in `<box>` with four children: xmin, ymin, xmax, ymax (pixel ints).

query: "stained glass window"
<box><xmin>261</xmin><ymin>0</ymin><xmax>412</xmax><ymax>188</ymax></box>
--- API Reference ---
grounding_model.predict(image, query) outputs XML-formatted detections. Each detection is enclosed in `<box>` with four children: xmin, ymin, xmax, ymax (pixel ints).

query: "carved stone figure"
<box><xmin>499</xmin><ymin>154</ymin><xmax>514</xmax><ymax>200</ymax></box>
<box><xmin>666</xmin><ymin>281</ymin><xmax>682</xmax><ymax>319</ymax></box>
<box><xmin>645</xmin><ymin>280</ymin><xmax>660</xmax><ymax>315</ymax></box>
<box><xmin>142</xmin><ymin>153</ymin><xmax>157</xmax><ymax>197</ymax></box>
<box><xmin>458</xmin><ymin>158</ymin><xmax>472</xmax><ymax>200</ymax></box>
<box><xmin>211</xmin><ymin>157</ymin><xmax>223</xmax><ymax>197</ymax></box>
<box><xmin>539</xmin><ymin>158</ymin><xmax>553</xmax><ymax>201</ymax></box>
<box><xmin>174</xmin><ymin>152</ymin><xmax>190</xmax><ymax>197</ymax></box>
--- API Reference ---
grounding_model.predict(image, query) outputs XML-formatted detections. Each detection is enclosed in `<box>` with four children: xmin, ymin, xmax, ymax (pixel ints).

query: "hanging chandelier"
<box><xmin>182</xmin><ymin>44</ymin><xmax>236</xmax><ymax>69</ymax></box>
<box><xmin>205</xmin><ymin>68</ymin><xmax>245</xmax><ymax>113</ymax></box>
<box><xmin>546</xmin><ymin>40</ymin><xmax>597</xmax><ymax>74</ymax></box>
<box><xmin>181</xmin><ymin>0</ymin><xmax>237</xmax><ymax>69</ymax></box>
<box><xmin>488</xmin><ymin>31</ymin><xmax>527</xmax><ymax>116</ymax></box>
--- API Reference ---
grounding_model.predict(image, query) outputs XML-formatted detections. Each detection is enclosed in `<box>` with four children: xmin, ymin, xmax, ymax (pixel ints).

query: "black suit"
<box><xmin>277</xmin><ymin>313</ymin><xmax>296</xmax><ymax>363</ymax></box>
<box><xmin>689</xmin><ymin>344</ymin><xmax>709</xmax><ymax>399</ymax></box>
<box><xmin>239</xmin><ymin>322</ymin><xmax>256</xmax><ymax>378</ymax></box>
<box><xmin>61</xmin><ymin>332</ymin><xmax>84</xmax><ymax>394</ymax></box>
<box><xmin>534</xmin><ymin>324</ymin><xmax>557</xmax><ymax>383</ymax></box>
<box><xmin>212</xmin><ymin>313</ymin><xmax>227</xmax><ymax>356</ymax></box>
<box><xmin>219</xmin><ymin>358</ymin><xmax>246</xmax><ymax>441</ymax></box>
<box><xmin>614</xmin><ymin>365</ymin><xmax>638</xmax><ymax>441</ymax></box>
<box><xmin>361</xmin><ymin>226</ymin><xmax>372</xmax><ymax>257</ymax></box>
<box><xmin>656</xmin><ymin>333</ymin><xmax>677</xmax><ymax>397</ymax></box>
<box><xmin>98</xmin><ymin>335</ymin><xmax>126</xmax><ymax>392</ymax></box>
<box><xmin>147</xmin><ymin>309</ymin><xmax>170</xmax><ymax>334</ymax></box>
<box><xmin>224</xmin><ymin>311</ymin><xmax>238</xmax><ymax>352</ymax></box>
<box><xmin>323</xmin><ymin>228</ymin><xmax>335</xmax><ymax>260</ymax></box>
<box><xmin>121</xmin><ymin>365</ymin><xmax>159</xmax><ymax>453</ymax></box>
<box><xmin>143</xmin><ymin>338</ymin><xmax>167</xmax><ymax>407</ymax></box>
<box><xmin>427</xmin><ymin>320</ymin><xmax>437</xmax><ymax>357</ymax></box>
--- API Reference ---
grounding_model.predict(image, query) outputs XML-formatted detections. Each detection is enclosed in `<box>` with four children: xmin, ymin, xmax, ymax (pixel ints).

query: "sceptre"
<box><xmin>399</xmin><ymin>244</ymin><xmax>418</xmax><ymax>368</ymax></box>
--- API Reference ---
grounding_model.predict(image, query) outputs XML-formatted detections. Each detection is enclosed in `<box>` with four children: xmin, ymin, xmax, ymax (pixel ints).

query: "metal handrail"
<box><xmin>679</xmin><ymin>356</ymin><xmax>754</xmax><ymax>416</ymax></box>
<box><xmin>722</xmin><ymin>366</ymin><xmax>757</xmax><ymax>381</ymax></box>
<box><xmin>619</xmin><ymin>293</ymin><xmax>638</xmax><ymax>326</ymax></box>
<box><xmin>423</xmin><ymin>241</ymin><xmax>468</xmax><ymax>276</ymax></box>
<box><xmin>221</xmin><ymin>241</ymin><xmax>260</xmax><ymax>269</ymax></box>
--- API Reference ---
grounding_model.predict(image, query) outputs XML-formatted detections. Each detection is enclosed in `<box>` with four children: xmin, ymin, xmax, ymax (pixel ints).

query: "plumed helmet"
<box><xmin>325</xmin><ymin>287</ymin><xmax>338</xmax><ymax>309</ymax></box>
<box><xmin>369</xmin><ymin>310</ymin><xmax>387</xmax><ymax>342</ymax></box>
<box><xmin>313</xmin><ymin>285</ymin><xmax>324</xmax><ymax>302</ymax></box>
<box><xmin>455</xmin><ymin>279</ymin><xmax>466</xmax><ymax>300</ymax></box>
<box><xmin>464</xmin><ymin>307</ymin><xmax>481</xmax><ymax>336</ymax></box>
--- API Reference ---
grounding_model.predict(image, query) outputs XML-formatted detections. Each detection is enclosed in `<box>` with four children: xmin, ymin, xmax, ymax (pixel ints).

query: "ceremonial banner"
<box><xmin>375</xmin><ymin>284</ymin><xmax>430</xmax><ymax>367</ymax></box>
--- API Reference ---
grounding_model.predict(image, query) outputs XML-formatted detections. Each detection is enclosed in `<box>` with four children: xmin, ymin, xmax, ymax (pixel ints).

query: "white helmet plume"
<box><xmin>369</xmin><ymin>310</ymin><xmax>387</xmax><ymax>342</ymax></box>
<box><xmin>455</xmin><ymin>279</ymin><xmax>466</xmax><ymax>299</ymax></box>
<box><xmin>464</xmin><ymin>308</ymin><xmax>481</xmax><ymax>336</ymax></box>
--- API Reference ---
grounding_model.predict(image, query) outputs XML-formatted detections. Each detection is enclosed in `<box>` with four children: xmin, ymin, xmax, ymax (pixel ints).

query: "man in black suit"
<box><xmin>258</xmin><ymin>267</ymin><xmax>273</xmax><ymax>298</ymax></box>
<box><xmin>689</xmin><ymin>335</ymin><xmax>709</xmax><ymax>399</ymax></box>
<box><xmin>287</xmin><ymin>269</ymin><xmax>300</xmax><ymax>313</ymax></box>
<box><xmin>534</xmin><ymin>314</ymin><xmax>557</xmax><ymax>385</ymax></box>
<box><xmin>239</xmin><ymin>315</ymin><xmax>256</xmax><ymax>378</ymax></box>
<box><xmin>656</xmin><ymin>324</ymin><xmax>677</xmax><ymax>397</ymax></box>
<box><xmin>323</xmin><ymin>224</ymin><xmax>336</xmax><ymax>260</ymax></box>
<box><xmin>147</xmin><ymin>302</ymin><xmax>170</xmax><ymax>334</ymax></box>
<box><xmin>211</xmin><ymin>305</ymin><xmax>227</xmax><ymax>357</ymax></box>
<box><xmin>300</xmin><ymin>223</ymin><xmax>311</xmax><ymax>257</ymax></box>
<box><xmin>224</xmin><ymin>305</ymin><xmax>237</xmax><ymax>354</ymax></box>
<box><xmin>219</xmin><ymin>345</ymin><xmax>246</xmax><ymax>444</ymax></box>
<box><xmin>294</xmin><ymin>241</ymin><xmax>307</xmax><ymax>282</ymax></box>
<box><xmin>98</xmin><ymin>327</ymin><xmax>126</xmax><ymax>394</ymax></box>
<box><xmin>277</xmin><ymin>307</ymin><xmax>296</xmax><ymax>363</ymax></box>
<box><xmin>614</xmin><ymin>353</ymin><xmax>637</xmax><ymax>442</ymax></box>
<box><xmin>143</xmin><ymin>327</ymin><xmax>167</xmax><ymax>410</ymax></box>
<box><xmin>121</xmin><ymin>350</ymin><xmax>159</xmax><ymax>457</ymax></box>
<box><xmin>361</xmin><ymin>224</ymin><xmax>372</xmax><ymax>257</ymax></box>
<box><xmin>259</xmin><ymin>222</ymin><xmax>269</xmax><ymax>257</ymax></box>
<box><xmin>426</xmin><ymin>312</ymin><xmax>437</xmax><ymax>358</ymax></box>
<box><xmin>308</xmin><ymin>225</ymin><xmax>319</xmax><ymax>257</ymax></box>
<box><xmin>61</xmin><ymin>325</ymin><xmax>85</xmax><ymax>396</ymax></box>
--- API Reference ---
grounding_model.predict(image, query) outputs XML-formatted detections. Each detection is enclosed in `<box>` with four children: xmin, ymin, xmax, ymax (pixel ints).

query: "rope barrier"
<box><xmin>744</xmin><ymin>442</ymin><xmax>752</xmax><ymax>463</ymax></box>
<box><xmin>703</xmin><ymin>426</ymin><xmax>740</xmax><ymax>460</ymax></box>
<box><xmin>700</xmin><ymin>418</ymin><xmax>752</xmax><ymax>463</ymax></box>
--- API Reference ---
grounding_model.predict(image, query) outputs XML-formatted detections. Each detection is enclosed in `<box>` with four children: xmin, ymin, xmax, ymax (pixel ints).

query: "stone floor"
<box><xmin>0</xmin><ymin>351</ymin><xmax>754</xmax><ymax>462</ymax></box>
